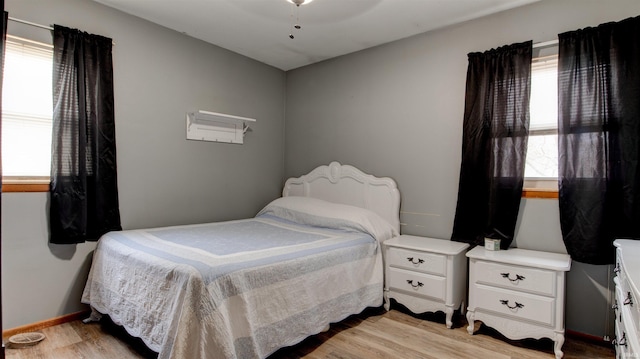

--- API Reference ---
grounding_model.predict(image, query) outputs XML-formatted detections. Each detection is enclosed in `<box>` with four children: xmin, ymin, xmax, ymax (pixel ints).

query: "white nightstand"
<box><xmin>613</xmin><ymin>239</ymin><xmax>640</xmax><ymax>358</ymax></box>
<box><xmin>383</xmin><ymin>235</ymin><xmax>469</xmax><ymax>328</ymax></box>
<box><xmin>466</xmin><ymin>246</ymin><xmax>571</xmax><ymax>359</ymax></box>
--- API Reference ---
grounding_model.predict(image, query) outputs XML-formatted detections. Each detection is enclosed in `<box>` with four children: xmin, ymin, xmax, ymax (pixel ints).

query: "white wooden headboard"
<box><xmin>282</xmin><ymin>162</ymin><xmax>401</xmax><ymax>233</ymax></box>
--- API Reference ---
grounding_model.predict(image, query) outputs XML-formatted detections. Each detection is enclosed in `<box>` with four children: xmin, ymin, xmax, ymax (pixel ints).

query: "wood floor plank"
<box><xmin>407</xmin><ymin>316</ymin><xmax>547</xmax><ymax>359</ymax></box>
<box><xmin>321</xmin><ymin>322</ymin><xmax>416</xmax><ymax>359</ymax></box>
<box><xmin>4</xmin><ymin>307</ymin><xmax>614</xmax><ymax>359</ymax></box>
<box><xmin>337</xmin><ymin>326</ymin><xmax>437</xmax><ymax>359</ymax></box>
<box><xmin>360</xmin><ymin>317</ymin><xmax>511</xmax><ymax>359</ymax></box>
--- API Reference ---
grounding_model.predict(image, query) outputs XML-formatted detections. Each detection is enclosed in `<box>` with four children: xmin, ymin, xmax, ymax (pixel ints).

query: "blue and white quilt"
<box><xmin>82</xmin><ymin>196</ymin><xmax>398</xmax><ymax>359</ymax></box>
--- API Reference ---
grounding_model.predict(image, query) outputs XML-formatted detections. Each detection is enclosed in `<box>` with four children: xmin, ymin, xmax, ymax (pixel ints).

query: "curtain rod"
<box><xmin>7</xmin><ymin>16</ymin><xmax>116</xmax><ymax>45</ymax></box>
<box><xmin>10</xmin><ymin>15</ymin><xmax>554</xmax><ymax>50</ymax></box>
<box><xmin>533</xmin><ymin>39</ymin><xmax>558</xmax><ymax>49</ymax></box>
<box><xmin>8</xmin><ymin>16</ymin><xmax>53</xmax><ymax>31</ymax></box>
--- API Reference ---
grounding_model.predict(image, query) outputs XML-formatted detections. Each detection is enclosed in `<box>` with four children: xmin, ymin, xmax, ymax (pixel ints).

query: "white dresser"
<box><xmin>613</xmin><ymin>239</ymin><xmax>640</xmax><ymax>358</ymax></box>
<box><xmin>383</xmin><ymin>235</ymin><xmax>469</xmax><ymax>328</ymax></box>
<box><xmin>466</xmin><ymin>246</ymin><xmax>571</xmax><ymax>359</ymax></box>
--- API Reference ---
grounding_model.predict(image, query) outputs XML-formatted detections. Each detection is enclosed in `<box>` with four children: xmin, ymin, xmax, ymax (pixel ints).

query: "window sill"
<box><xmin>522</xmin><ymin>188</ymin><xmax>558</xmax><ymax>199</ymax></box>
<box><xmin>523</xmin><ymin>178</ymin><xmax>558</xmax><ymax>198</ymax></box>
<box><xmin>2</xmin><ymin>177</ymin><xmax>50</xmax><ymax>192</ymax></box>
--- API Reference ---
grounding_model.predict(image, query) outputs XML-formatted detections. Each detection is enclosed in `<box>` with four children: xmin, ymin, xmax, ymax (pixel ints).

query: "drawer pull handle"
<box><xmin>612</xmin><ymin>333</ymin><xmax>628</xmax><ymax>348</ymax></box>
<box><xmin>623</xmin><ymin>292</ymin><xmax>633</xmax><ymax>306</ymax></box>
<box><xmin>612</xmin><ymin>303</ymin><xmax>621</xmax><ymax>322</ymax></box>
<box><xmin>499</xmin><ymin>299</ymin><xmax>524</xmax><ymax>310</ymax></box>
<box><xmin>406</xmin><ymin>257</ymin><xmax>425</xmax><ymax>265</ymax></box>
<box><xmin>500</xmin><ymin>273</ymin><xmax>525</xmax><ymax>283</ymax></box>
<box><xmin>614</xmin><ymin>263</ymin><xmax>621</xmax><ymax>274</ymax></box>
<box><xmin>406</xmin><ymin>279</ymin><xmax>424</xmax><ymax>289</ymax></box>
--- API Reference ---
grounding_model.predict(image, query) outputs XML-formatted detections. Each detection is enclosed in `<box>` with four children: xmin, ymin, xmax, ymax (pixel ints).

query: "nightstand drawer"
<box><xmin>387</xmin><ymin>247</ymin><xmax>446</xmax><ymax>276</ymax></box>
<box><xmin>616</xmin><ymin>278</ymin><xmax>640</xmax><ymax>342</ymax></box>
<box><xmin>615</xmin><ymin>302</ymin><xmax>640</xmax><ymax>358</ymax></box>
<box><xmin>388</xmin><ymin>267</ymin><xmax>446</xmax><ymax>301</ymax></box>
<box><xmin>615</xmin><ymin>240</ymin><xmax>640</xmax><ymax>359</ymax></box>
<box><xmin>473</xmin><ymin>283</ymin><xmax>556</xmax><ymax>327</ymax></box>
<box><xmin>474</xmin><ymin>260</ymin><xmax>556</xmax><ymax>297</ymax></box>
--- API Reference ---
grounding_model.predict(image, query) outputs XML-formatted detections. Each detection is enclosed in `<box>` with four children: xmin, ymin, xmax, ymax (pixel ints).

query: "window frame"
<box><xmin>522</xmin><ymin>47</ymin><xmax>559</xmax><ymax>198</ymax></box>
<box><xmin>1</xmin><ymin>35</ymin><xmax>53</xmax><ymax>192</ymax></box>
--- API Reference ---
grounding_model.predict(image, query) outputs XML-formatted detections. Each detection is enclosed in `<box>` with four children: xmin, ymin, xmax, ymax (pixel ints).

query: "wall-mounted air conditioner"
<box><xmin>186</xmin><ymin>110</ymin><xmax>256</xmax><ymax>144</ymax></box>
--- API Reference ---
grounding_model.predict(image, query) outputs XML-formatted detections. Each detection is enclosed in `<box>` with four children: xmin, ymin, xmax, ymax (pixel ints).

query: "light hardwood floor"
<box><xmin>4</xmin><ymin>307</ymin><xmax>614</xmax><ymax>359</ymax></box>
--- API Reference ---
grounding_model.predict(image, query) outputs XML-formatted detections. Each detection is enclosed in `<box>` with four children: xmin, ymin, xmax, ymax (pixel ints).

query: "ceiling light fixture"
<box><xmin>286</xmin><ymin>0</ymin><xmax>314</xmax><ymax>39</ymax></box>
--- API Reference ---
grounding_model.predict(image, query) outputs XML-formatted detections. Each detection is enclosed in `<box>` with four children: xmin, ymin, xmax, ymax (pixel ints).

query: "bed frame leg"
<box><xmin>82</xmin><ymin>308</ymin><xmax>103</xmax><ymax>324</ymax></box>
<box><xmin>383</xmin><ymin>289</ymin><xmax>390</xmax><ymax>311</ymax></box>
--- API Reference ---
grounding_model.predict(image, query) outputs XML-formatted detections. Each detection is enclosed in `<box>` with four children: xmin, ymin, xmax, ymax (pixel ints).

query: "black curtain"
<box><xmin>50</xmin><ymin>25</ymin><xmax>121</xmax><ymax>244</ymax></box>
<box><xmin>451</xmin><ymin>41</ymin><xmax>532</xmax><ymax>249</ymax></box>
<box><xmin>558</xmin><ymin>16</ymin><xmax>640</xmax><ymax>265</ymax></box>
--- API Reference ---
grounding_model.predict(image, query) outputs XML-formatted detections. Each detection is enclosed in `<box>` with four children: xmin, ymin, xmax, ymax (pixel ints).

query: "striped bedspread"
<box><xmin>82</xmin><ymin>196</ymin><xmax>397</xmax><ymax>359</ymax></box>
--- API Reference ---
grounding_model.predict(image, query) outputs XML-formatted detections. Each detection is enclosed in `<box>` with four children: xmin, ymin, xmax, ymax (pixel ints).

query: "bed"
<box><xmin>81</xmin><ymin>161</ymin><xmax>401</xmax><ymax>359</ymax></box>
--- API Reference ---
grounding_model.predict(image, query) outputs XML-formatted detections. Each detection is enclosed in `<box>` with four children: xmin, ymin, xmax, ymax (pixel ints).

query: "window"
<box><xmin>524</xmin><ymin>47</ymin><xmax>558</xmax><ymax>192</ymax></box>
<box><xmin>2</xmin><ymin>35</ymin><xmax>53</xmax><ymax>186</ymax></box>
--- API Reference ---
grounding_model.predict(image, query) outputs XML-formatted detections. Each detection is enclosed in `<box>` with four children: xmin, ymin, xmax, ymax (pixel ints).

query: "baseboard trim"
<box><xmin>566</xmin><ymin>329</ymin><xmax>613</xmax><ymax>347</ymax></box>
<box><xmin>2</xmin><ymin>310</ymin><xmax>91</xmax><ymax>339</ymax></box>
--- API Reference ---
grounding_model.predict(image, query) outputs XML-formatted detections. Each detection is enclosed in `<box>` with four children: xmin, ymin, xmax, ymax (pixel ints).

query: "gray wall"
<box><xmin>285</xmin><ymin>0</ymin><xmax>640</xmax><ymax>337</ymax></box>
<box><xmin>2</xmin><ymin>0</ymin><xmax>285</xmax><ymax>329</ymax></box>
<box><xmin>2</xmin><ymin>0</ymin><xmax>636</xmax><ymax>340</ymax></box>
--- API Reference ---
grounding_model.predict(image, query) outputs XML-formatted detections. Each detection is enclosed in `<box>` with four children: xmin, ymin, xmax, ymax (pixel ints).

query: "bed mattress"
<box><xmin>82</xmin><ymin>196</ymin><xmax>395</xmax><ymax>359</ymax></box>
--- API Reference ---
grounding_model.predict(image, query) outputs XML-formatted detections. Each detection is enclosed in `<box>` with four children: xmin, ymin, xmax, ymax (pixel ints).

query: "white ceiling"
<box><xmin>94</xmin><ymin>0</ymin><xmax>540</xmax><ymax>71</ymax></box>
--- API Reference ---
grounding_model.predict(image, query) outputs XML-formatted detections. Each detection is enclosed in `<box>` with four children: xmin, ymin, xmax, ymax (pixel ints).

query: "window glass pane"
<box><xmin>525</xmin><ymin>53</ymin><xmax>558</xmax><ymax>179</ymax></box>
<box><xmin>525</xmin><ymin>133</ymin><xmax>558</xmax><ymax>178</ymax></box>
<box><xmin>530</xmin><ymin>63</ymin><xmax>557</xmax><ymax>130</ymax></box>
<box><xmin>2</xmin><ymin>37</ymin><xmax>53</xmax><ymax>177</ymax></box>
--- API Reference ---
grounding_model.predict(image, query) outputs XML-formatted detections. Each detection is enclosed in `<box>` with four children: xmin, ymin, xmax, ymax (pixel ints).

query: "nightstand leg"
<box><xmin>445</xmin><ymin>306</ymin><xmax>454</xmax><ymax>329</ymax></box>
<box><xmin>466</xmin><ymin>310</ymin><xmax>475</xmax><ymax>334</ymax></box>
<box><xmin>554</xmin><ymin>332</ymin><xmax>565</xmax><ymax>359</ymax></box>
<box><xmin>460</xmin><ymin>300</ymin><xmax>466</xmax><ymax>316</ymax></box>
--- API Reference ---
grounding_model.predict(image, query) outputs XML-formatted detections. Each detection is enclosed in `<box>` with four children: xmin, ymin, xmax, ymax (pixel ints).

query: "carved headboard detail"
<box><xmin>283</xmin><ymin>162</ymin><xmax>401</xmax><ymax>233</ymax></box>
